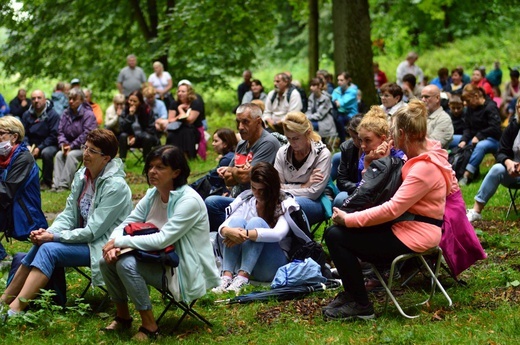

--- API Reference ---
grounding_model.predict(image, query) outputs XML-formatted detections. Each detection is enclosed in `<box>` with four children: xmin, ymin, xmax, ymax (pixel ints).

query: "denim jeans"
<box><xmin>466</xmin><ymin>138</ymin><xmax>499</xmax><ymax>174</ymax></box>
<box><xmin>0</xmin><ymin>242</ymin><xmax>7</xmax><ymax>261</ymax></box>
<box><xmin>475</xmin><ymin>163</ymin><xmax>520</xmax><ymax>205</ymax></box>
<box><xmin>295</xmin><ymin>196</ymin><xmax>325</xmax><ymax>226</ymax></box>
<box><xmin>331</xmin><ymin>152</ymin><xmax>341</xmax><ymax>181</ymax></box>
<box><xmin>22</xmin><ymin>242</ymin><xmax>90</xmax><ymax>279</ymax></box>
<box><xmin>449</xmin><ymin>134</ymin><xmax>462</xmax><ymax>149</ymax></box>
<box><xmin>333</xmin><ymin>191</ymin><xmax>349</xmax><ymax>209</ymax></box>
<box><xmin>222</xmin><ymin>217</ymin><xmax>288</xmax><ymax>282</ymax></box>
<box><xmin>99</xmin><ymin>255</ymin><xmax>163</xmax><ymax>311</ymax></box>
<box><xmin>336</xmin><ymin>114</ymin><xmax>349</xmax><ymax>143</ymax></box>
<box><xmin>205</xmin><ymin>195</ymin><xmax>233</xmax><ymax>232</ymax></box>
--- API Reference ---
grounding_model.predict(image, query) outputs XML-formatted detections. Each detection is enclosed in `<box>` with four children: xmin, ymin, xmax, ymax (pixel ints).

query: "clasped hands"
<box><xmin>29</xmin><ymin>228</ymin><xmax>54</xmax><ymax>245</ymax></box>
<box><xmin>102</xmin><ymin>239</ymin><xmax>120</xmax><ymax>264</ymax></box>
<box><xmin>222</xmin><ymin>227</ymin><xmax>249</xmax><ymax>248</ymax></box>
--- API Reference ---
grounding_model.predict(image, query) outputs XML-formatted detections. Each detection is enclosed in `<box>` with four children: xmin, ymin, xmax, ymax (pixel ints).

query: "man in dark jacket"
<box><xmin>9</xmin><ymin>89</ymin><xmax>32</xmax><ymax>118</ymax></box>
<box><xmin>22</xmin><ymin>90</ymin><xmax>60</xmax><ymax>190</ymax></box>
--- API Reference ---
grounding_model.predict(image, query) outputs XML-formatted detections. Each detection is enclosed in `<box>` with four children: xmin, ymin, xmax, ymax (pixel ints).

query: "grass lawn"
<box><xmin>0</xmin><ymin>147</ymin><xmax>519</xmax><ymax>344</ymax></box>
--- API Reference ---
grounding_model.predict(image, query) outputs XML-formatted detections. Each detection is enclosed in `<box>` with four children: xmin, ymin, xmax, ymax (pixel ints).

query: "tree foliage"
<box><xmin>0</xmin><ymin>0</ymin><xmax>277</xmax><ymax>91</ymax></box>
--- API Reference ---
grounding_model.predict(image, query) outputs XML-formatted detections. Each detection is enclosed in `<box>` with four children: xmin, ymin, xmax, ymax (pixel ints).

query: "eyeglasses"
<box><xmin>81</xmin><ymin>144</ymin><xmax>105</xmax><ymax>156</ymax></box>
<box><xmin>421</xmin><ymin>95</ymin><xmax>432</xmax><ymax>99</ymax></box>
<box><xmin>380</xmin><ymin>94</ymin><xmax>393</xmax><ymax>99</ymax></box>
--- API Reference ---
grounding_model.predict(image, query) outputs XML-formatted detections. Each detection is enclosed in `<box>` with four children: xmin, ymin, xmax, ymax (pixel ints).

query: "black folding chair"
<box><xmin>506</xmin><ymin>183</ymin><xmax>520</xmax><ymax>219</ymax></box>
<box><xmin>155</xmin><ymin>288</ymin><xmax>212</xmax><ymax>330</ymax></box>
<box><xmin>72</xmin><ymin>267</ymin><xmax>109</xmax><ymax>310</ymax></box>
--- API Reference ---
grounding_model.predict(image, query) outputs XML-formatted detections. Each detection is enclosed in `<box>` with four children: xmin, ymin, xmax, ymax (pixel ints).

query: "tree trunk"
<box><xmin>308</xmin><ymin>0</ymin><xmax>319</xmax><ymax>82</ymax></box>
<box><xmin>332</xmin><ymin>0</ymin><xmax>377</xmax><ymax>106</ymax></box>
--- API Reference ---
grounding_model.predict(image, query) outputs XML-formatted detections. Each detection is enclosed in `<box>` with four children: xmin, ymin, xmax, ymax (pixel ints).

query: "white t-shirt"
<box><xmin>148</xmin><ymin>72</ymin><xmax>172</xmax><ymax>93</ymax></box>
<box><xmin>145</xmin><ymin>193</ymin><xmax>169</xmax><ymax>229</ymax></box>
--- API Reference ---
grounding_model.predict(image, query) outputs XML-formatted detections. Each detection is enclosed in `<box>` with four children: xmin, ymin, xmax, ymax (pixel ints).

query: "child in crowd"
<box><xmin>448</xmin><ymin>95</ymin><xmax>465</xmax><ymax>149</ymax></box>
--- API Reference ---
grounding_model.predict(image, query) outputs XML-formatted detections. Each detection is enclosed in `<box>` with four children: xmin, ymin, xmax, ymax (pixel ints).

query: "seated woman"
<box><xmin>100</xmin><ymin>145</ymin><xmax>219</xmax><ymax>341</ymax></box>
<box><xmin>458</xmin><ymin>84</ymin><xmax>502</xmax><ymax>186</ymax></box>
<box><xmin>471</xmin><ymin>67</ymin><xmax>494</xmax><ymax>99</ymax></box>
<box><xmin>443</xmin><ymin>68</ymin><xmax>467</xmax><ymax>96</ymax></box>
<box><xmin>333</xmin><ymin>114</ymin><xmax>363</xmax><ymax>208</ymax></box>
<box><xmin>0</xmin><ymin>117</ymin><xmax>47</xmax><ymax>266</ymax></box>
<box><xmin>196</xmin><ymin>128</ymin><xmax>238</xmax><ymax>197</ymax></box>
<box><xmin>104</xmin><ymin>94</ymin><xmax>125</xmax><ymax>136</ymax></box>
<box><xmin>467</xmin><ymin>98</ymin><xmax>520</xmax><ymax>222</ymax></box>
<box><xmin>118</xmin><ymin>90</ymin><xmax>159</xmax><ymax>163</ymax></box>
<box><xmin>323</xmin><ymin>100</ymin><xmax>453</xmax><ymax>321</ymax></box>
<box><xmin>0</xmin><ymin>129</ymin><xmax>133</xmax><ymax>318</ymax></box>
<box><xmin>241</xmin><ymin>79</ymin><xmax>267</xmax><ymax>104</ymax></box>
<box><xmin>305</xmin><ymin>77</ymin><xmax>337</xmax><ymax>140</ymax></box>
<box><xmin>379</xmin><ymin>82</ymin><xmax>405</xmax><ymax>117</ymax></box>
<box><xmin>274</xmin><ymin>112</ymin><xmax>331</xmax><ymax>226</ymax></box>
<box><xmin>166</xmin><ymin>83</ymin><xmax>204</xmax><ymax>159</ymax></box>
<box><xmin>213</xmin><ymin>162</ymin><xmax>299</xmax><ymax>293</ymax></box>
<box><xmin>53</xmin><ymin>88</ymin><xmax>97</xmax><ymax>191</ymax></box>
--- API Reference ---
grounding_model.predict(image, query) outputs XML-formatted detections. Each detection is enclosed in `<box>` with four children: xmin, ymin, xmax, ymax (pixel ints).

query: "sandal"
<box><xmin>101</xmin><ymin>316</ymin><xmax>133</xmax><ymax>332</ymax></box>
<box><xmin>133</xmin><ymin>326</ymin><xmax>160</xmax><ymax>341</ymax></box>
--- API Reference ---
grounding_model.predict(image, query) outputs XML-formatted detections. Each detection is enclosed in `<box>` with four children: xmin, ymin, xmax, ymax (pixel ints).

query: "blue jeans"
<box><xmin>331</xmin><ymin>152</ymin><xmax>341</xmax><ymax>181</ymax></box>
<box><xmin>333</xmin><ymin>191</ymin><xmax>349</xmax><ymax>209</ymax></box>
<box><xmin>449</xmin><ymin>134</ymin><xmax>462</xmax><ymax>149</ymax></box>
<box><xmin>22</xmin><ymin>242</ymin><xmax>90</xmax><ymax>279</ymax></box>
<box><xmin>466</xmin><ymin>138</ymin><xmax>499</xmax><ymax>174</ymax></box>
<box><xmin>336</xmin><ymin>113</ymin><xmax>349</xmax><ymax>143</ymax></box>
<box><xmin>205</xmin><ymin>195</ymin><xmax>233</xmax><ymax>232</ymax></box>
<box><xmin>475</xmin><ymin>163</ymin><xmax>520</xmax><ymax>205</ymax></box>
<box><xmin>0</xmin><ymin>242</ymin><xmax>6</xmax><ymax>261</ymax></box>
<box><xmin>99</xmin><ymin>255</ymin><xmax>163</xmax><ymax>311</ymax></box>
<box><xmin>222</xmin><ymin>217</ymin><xmax>288</xmax><ymax>282</ymax></box>
<box><xmin>295</xmin><ymin>196</ymin><xmax>325</xmax><ymax>226</ymax></box>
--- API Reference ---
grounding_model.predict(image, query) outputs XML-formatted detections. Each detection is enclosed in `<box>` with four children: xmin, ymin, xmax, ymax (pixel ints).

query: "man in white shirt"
<box><xmin>396</xmin><ymin>52</ymin><xmax>424</xmax><ymax>86</ymax></box>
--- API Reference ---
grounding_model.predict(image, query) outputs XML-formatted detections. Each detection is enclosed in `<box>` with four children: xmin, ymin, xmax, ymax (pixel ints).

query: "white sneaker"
<box><xmin>211</xmin><ymin>276</ymin><xmax>232</xmax><ymax>294</ymax></box>
<box><xmin>467</xmin><ymin>209</ymin><xmax>482</xmax><ymax>222</ymax></box>
<box><xmin>226</xmin><ymin>275</ymin><xmax>249</xmax><ymax>294</ymax></box>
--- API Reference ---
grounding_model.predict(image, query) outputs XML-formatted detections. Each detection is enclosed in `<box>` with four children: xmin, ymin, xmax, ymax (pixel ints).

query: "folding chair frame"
<box><xmin>156</xmin><ymin>289</ymin><xmax>212</xmax><ymax>330</ymax></box>
<box><xmin>506</xmin><ymin>185</ymin><xmax>520</xmax><ymax>219</ymax></box>
<box><xmin>129</xmin><ymin>148</ymin><xmax>145</xmax><ymax>167</ymax></box>
<box><xmin>72</xmin><ymin>267</ymin><xmax>109</xmax><ymax>310</ymax></box>
<box><xmin>369</xmin><ymin>246</ymin><xmax>453</xmax><ymax>319</ymax></box>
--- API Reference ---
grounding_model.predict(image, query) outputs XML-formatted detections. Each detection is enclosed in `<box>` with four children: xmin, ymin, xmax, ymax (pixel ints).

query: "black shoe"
<box><xmin>323</xmin><ymin>301</ymin><xmax>375</xmax><ymax>321</ymax></box>
<box><xmin>322</xmin><ymin>291</ymin><xmax>353</xmax><ymax>311</ymax></box>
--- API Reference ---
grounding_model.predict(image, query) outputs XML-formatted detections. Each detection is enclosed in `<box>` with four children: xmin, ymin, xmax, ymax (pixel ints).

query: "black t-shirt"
<box><xmin>169</xmin><ymin>94</ymin><xmax>205</xmax><ymax>128</ymax></box>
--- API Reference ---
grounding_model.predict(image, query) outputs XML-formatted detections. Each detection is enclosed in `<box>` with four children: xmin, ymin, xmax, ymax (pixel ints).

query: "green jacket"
<box><xmin>49</xmin><ymin>158</ymin><xmax>132</xmax><ymax>286</ymax></box>
<box><xmin>112</xmin><ymin>185</ymin><xmax>220</xmax><ymax>303</ymax></box>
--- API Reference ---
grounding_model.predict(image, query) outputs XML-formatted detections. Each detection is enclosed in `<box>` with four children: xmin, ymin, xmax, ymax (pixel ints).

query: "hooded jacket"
<box><xmin>58</xmin><ymin>102</ymin><xmax>98</xmax><ymax>149</ymax></box>
<box><xmin>343</xmin><ymin>139</ymin><xmax>453</xmax><ymax>252</ymax></box>
<box><xmin>274</xmin><ymin>140</ymin><xmax>331</xmax><ymax>200</ymax></box>
<box><xmin>48</xmin><ymin>158</ymin><xmax>132</xmax><ymax>286</ymax></box>
<box><xmin>22</xmin><ymin>100</ymin><xmax>60</xmax><ymax>151</ymax></box>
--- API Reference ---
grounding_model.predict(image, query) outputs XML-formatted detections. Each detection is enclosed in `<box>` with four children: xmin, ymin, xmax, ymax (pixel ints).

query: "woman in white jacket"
<box><xmin>274</xmin><ymin>112</ymin><xmax>332</xmax><ymax>225</ymax></box>
<box><xmin>213</xmin><ymin>162</ymin><xmax>300</xmax><ymax>294</ymax></box>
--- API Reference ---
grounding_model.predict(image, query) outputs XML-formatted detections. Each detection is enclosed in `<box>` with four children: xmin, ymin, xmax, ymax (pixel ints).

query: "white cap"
<box><xmin>177</xmin><ymin>79</ymin><xmax>192</xmax><ymax>87</ymax></box>
<box><xmin>70</xmin><ymin>78</ymin><xmax>81</xmax><ymax>85</ymax></box>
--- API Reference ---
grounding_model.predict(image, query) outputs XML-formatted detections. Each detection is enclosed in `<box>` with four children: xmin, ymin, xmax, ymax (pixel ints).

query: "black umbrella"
<box><xmin>216</xmin><ymin>279</ymin><xmax>341</xmax><ymax>305</ymax></box>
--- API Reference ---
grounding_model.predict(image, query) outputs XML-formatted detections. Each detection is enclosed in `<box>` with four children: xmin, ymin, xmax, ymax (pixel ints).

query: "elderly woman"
<box><xmin>323</xmin><ymin>100</ymin><xmax>453</xmax><ymax>321</ymax></box>
<box><xmin>274</xmin><ymin>112</ymin><xmax>331</xmax><ymax>225</ymax></box>
<box><xmin>379</xmin><ymin>82</ymin><xmax>405</xmax><ymax>117</ymax></box>
<box><xmin>166</xmin><ymin>83</ymin><xmax>205</xmax><ymax>159</ymax></box>
<box><xmin>100</xmin><ymin>145</ymin><xmax>219</xmax><ymax>341</ymax></box>
<box><xmin>53</xmin><ymin>88</ymin><xmax>97</xmax><ymax>192</ymax></box>
<box><xmin>148</xmin><ymin>61</ymin><xmax>173</xmax><ymax>107</ymax></box>
<box><xmin>0</xmin><ymin>129</ymin><xmax>133</xmax><ymax>319</ymax></box>
<box><xmin>104</xmin><ymin>94</ymin><xmax>125</xmax><ymax>135</ymax></box>
<box><xmin>118</xmin><ymin>90</ymin><xmax>159</xmax><ymax>162</ymax></box>
<box><xmin>0</xmin><ymin>117</ymin><xmax>47</xmax><ymax>266</ymax></box>
<box><xmin>458</xmin><ymin>84</ymin><xmax>502</xmax><ymax>186</ymax></box>
<box><xmin>467</xmin><ymin>98</ymin><xmax>520</xmax><ymax>222</ymax></box>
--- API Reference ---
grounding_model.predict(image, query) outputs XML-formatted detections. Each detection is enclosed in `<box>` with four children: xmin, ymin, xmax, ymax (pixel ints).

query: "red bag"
<box><xmin>122</xmin><ymin>222</ymin><xmax>177</xmax><ymax>266</ymax></box>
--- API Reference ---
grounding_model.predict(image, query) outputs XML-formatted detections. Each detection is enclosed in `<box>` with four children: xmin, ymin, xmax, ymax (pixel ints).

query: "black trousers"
<box><xmin>324</xmin><ymin>224</ymin><xmax>412</xmax><ymax>304</ymax></box>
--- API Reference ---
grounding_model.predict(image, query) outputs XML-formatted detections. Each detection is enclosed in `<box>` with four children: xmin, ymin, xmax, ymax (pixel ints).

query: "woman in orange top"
<box><xmin>322</xmin><ymin>100</ymin><xmax>453</xmax><ymax>321</ymax></box>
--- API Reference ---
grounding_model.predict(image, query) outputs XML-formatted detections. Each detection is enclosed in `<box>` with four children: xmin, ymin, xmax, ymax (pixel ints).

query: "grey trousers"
<box><xmin>53</xmin><ymin>149</ymin><xmax>83</xmax><ymax>189</ymax></box>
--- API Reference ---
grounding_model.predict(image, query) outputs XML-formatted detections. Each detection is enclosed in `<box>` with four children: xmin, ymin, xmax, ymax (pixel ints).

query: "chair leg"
<box><xmin>156</xmin><ymin>293</ymin><xmax>212</xmax><ymax>330</ymax></box>
<box><xmin>506</xmin><ymin>188</ymin><xmax>519</xmax><ymax>219</ymax></box>
<box><xmin>73</xmin><ymin>267</ymin><xmax>92</xmax><ymax>299</ymax></box>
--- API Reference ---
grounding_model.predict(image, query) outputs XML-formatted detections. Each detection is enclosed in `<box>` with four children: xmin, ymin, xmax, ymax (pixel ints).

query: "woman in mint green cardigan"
<box><xmin>100</xmin><ymin>145</ymin><xmax>219</xmax><ymax>341</ymax></box>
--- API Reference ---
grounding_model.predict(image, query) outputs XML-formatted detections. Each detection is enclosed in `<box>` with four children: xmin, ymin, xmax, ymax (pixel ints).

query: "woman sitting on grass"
<box><xmin>1</xmin><ymin>129</ymin><xmax>132</xmax><ymax>320</ymax></box>
<box><xmin>323</xmin><ymin>100</ymin><xmax>453</xmax><ymax>321</ymax></box>
<box><xmin>212</xmin><ymin>162</ymin><xmax>299</xmax><ymax>294</ymax></box>
<box><xmin>100</xmin><ymin>145</ymin><xmax>219</xmax><ymax>341</ymax></box>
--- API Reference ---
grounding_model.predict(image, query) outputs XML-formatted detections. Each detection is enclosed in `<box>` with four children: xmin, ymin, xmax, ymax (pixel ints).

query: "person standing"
<box><xmin>117</xmin><ymin>54</ymin><xmax>147</xmax><ymax>98</ymax></box>
<box><xmin>396</xmin><ymin>52</ymin><xmax>424</xmax><ymax>86</ymax></box>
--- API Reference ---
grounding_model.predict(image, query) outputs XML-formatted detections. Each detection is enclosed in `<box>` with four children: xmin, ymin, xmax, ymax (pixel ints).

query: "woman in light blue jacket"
<box><xmin>1</xmin><ymin>129</ymin><xmax>132</xmax><ymax>318</ymax></box>
<box><xmin>100</xmin><ymin>145</ymin><xmax>219</xmax><ymax>341</ymax></box>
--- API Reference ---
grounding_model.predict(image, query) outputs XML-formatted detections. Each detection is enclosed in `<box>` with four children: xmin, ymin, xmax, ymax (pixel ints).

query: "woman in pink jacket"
<box><xmin>322</xmin><ymin>100</ymin><xmax>453</xmax><ymax>321</ymax></box>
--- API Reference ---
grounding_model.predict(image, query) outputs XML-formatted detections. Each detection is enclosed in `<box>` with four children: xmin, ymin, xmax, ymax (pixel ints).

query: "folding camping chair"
<box><xmin>506</xmin><ymin>183</ymin><xmax>520</xmax><ymax>219</ymax></box>
<box><xmin>155</xmin><ymin>288</ymin><xmax>212</xmax><ymax>330</ymax></box>
<box><xmin>72</xmin><ymin>266</ymin><xmax>109</xmax><ymax>310</ymax></box>
<box><xmin>129</xmin><ymin>148</ymin><xmax>145</xmax><ymax>167</ymax></box>
<box><xmin>369</xmin><ymin>246</ymin><xmax>453</xmax><ymax>319</ymax></box>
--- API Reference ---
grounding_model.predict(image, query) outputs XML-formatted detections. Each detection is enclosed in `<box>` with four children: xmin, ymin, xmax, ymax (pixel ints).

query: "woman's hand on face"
<box><xmin>222</xmin><ymin>227</ymin><xmax>248</xmax><ymax>247</ymax></box>
<box><xmin>129</xmin><ymin>105</ymin><xmax>136</xmax><ymax>115</ymax></box>
<box><xmin>302</xmin><ymin>169</ymin><xmax>324</xmax><ymax>188</ymax></box>
<box><xmin>332</xmin><ymin>207</ymin><xmax>347</xmax><ymax>226</ymax></box>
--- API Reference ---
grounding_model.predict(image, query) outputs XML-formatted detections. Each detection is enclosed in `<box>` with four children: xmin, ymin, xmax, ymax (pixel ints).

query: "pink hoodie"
<box><xmin>344</xmin><ymin>139</ymin><xmax>454</xmax><ymax>252</ymax></box>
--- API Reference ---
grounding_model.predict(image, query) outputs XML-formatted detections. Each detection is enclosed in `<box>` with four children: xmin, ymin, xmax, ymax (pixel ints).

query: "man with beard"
<box><xmin>263</xmin><ymin>73</ymin><xmax>302</xmax><ymax>133</ymax></box>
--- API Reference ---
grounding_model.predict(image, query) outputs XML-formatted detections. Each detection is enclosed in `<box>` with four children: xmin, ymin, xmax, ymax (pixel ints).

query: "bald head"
<box><xmin>420</xmin><ymin>85</ymin><xmax>441</xmax><ymax>114</ymax></box>
<box><xmin>31</xmin><ymin>90</ymin><xmax>47</xmax><ymax>114</ymax></box>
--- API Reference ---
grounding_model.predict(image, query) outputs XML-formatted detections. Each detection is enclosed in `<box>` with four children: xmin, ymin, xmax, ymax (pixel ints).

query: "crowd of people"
<box><xmin>0</xmin><ymin>51</ymin><xmax>516</xmax><ymax>333</ymax></box>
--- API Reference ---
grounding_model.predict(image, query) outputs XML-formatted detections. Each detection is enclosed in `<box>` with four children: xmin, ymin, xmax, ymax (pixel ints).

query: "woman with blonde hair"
<box><xmin>148</xmin><ymin>61</ymin><xmax>173</xmax><ymax>107</ymax></box>
<box><xmin>274</xmin><ymin>111</ymin><xmax>331</xmax><ymax>225</ymax></box>
<box><xmin>356</xmin><ymin>106</ymin><xmax>405</xmax><ymax>180</ymax></box>
<box><xmin>323</xmin><ymin>100</ymin><xmax>453</xmax><ymax>321</ymax></box>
